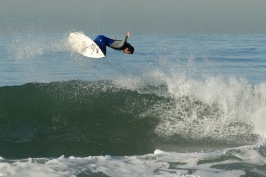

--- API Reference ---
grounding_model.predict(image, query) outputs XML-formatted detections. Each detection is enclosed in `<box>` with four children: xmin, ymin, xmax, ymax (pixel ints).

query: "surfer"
<box><xmin>94</xmin><ymin>32</ymin><xmax>134</xmax><ymax>55</ymax></box>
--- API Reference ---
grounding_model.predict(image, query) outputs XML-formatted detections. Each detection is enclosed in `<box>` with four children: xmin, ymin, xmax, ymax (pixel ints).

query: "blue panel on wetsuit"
<box><xmin>94</xmin><ymin>35</ymin><xmax>115</xmax><ymax>55</ymax></box>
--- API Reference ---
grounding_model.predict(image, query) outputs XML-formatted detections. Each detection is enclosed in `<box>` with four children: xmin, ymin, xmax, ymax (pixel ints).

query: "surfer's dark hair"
<box><xmin>125</xmin><ymin>43</ymin><xmax>134</xmax><ymax>54</ymax></box>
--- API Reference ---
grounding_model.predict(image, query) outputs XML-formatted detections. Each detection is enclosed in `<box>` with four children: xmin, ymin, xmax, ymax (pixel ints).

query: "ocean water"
<box><xmin>0</xmin><ymin>32</ymin><xmax>266</xmax><ymax>177</ymax></box>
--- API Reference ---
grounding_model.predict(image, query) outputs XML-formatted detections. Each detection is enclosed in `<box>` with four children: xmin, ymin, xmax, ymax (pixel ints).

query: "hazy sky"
<box><xmin>1</xmin><ymin>0</ymin><xmax>266</xmax><ymax>34</ymax></box>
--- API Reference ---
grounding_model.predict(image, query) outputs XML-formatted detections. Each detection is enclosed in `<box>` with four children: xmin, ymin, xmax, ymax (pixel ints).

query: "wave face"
<box><xmin>1</xmin><ymin>77</ymin><xmax>265</xmax><ymax>158</ymax></box>
<box><xmin>0</xmin><ymin>80</ymin><xmax>162</xmax><ymax>158</ymax></box>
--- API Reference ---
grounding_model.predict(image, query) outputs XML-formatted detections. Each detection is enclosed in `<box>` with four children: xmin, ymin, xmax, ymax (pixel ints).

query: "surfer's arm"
<box><xmin>110</xmin><ymin>32</ymin><xmax>130</xmax><ymax>49</ymax></box>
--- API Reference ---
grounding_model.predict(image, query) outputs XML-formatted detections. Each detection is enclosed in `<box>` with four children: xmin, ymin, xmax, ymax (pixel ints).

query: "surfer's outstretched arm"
<box><xmin>110</xmin><ymin>33</ymin><xmax>129</xmax><ymax>49</ymax></box>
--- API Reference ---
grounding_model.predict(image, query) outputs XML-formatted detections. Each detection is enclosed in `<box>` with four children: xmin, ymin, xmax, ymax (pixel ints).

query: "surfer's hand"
<box><xmin>127</xmin><ymin>32</ymin><xmax>131</xmax><ymax>38</ymax></box>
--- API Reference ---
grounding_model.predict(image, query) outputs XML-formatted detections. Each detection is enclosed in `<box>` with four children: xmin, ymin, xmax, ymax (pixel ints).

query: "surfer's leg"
<box><xmin>94</xmin><ymin>35</ymin><xmax>115</xmax><ymax>55</ymax></box>
<box><xmin>94</xmin><ymin>35</ymin><xmax>107</xmax><ymax>55</ymax></box>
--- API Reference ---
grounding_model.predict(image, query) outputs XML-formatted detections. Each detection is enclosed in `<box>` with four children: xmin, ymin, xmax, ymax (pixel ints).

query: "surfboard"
<box><xmin>68</xmin><ymin>32</ymin><xmax>105</xmax><ymax>58</ymax></box>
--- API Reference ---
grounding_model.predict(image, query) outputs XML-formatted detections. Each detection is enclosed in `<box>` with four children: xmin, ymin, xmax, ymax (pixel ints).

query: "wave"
<box><xmin>1</xmin><ymin>77</ymin><xmax>266</xmax><ymax>158</ymax></box>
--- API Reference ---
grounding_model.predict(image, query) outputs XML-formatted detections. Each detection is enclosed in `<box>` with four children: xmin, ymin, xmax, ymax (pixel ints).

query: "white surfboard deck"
<box><xmin>68</xmin><ymin>32</ymin><xmax>105</xmax><ymax>58</ymax></box>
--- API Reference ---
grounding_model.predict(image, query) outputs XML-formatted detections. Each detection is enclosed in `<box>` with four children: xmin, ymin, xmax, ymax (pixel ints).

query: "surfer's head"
<box><xmin>123</xmin><ymin>43</ymin><xmax>134</xmax><ymax>54</ymax></box>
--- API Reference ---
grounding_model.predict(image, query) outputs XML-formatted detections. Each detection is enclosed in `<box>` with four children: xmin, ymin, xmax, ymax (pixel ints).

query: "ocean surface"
<box><xmin>0</xmin><ymin>32</ymin><xmax>266</xmax><ymax>177</ymax></box>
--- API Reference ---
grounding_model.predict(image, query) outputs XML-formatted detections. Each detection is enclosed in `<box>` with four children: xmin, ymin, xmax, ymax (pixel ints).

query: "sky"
<box><xmin>1</xmin><ymin>0</ymin><xmax>266</xmax><ymax>34</ymax></box>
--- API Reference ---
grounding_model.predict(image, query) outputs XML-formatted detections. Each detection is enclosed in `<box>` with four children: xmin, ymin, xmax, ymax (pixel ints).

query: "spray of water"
<box><xmin>8</xmin><ymin>32</ymin><xmax>70</xmax><ymax>60</ymax></box>
<box><xmin>115</xmin><ymin>68</ymin><xmax>266</xmax><ymax>144</ymax></box>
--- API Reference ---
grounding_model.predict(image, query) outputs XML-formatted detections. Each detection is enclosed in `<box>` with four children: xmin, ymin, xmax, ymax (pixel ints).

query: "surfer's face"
<box><xmin>123</xmin><ymin>48</ymin><xmax>133</xmax><ymax>54</ymax></box>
